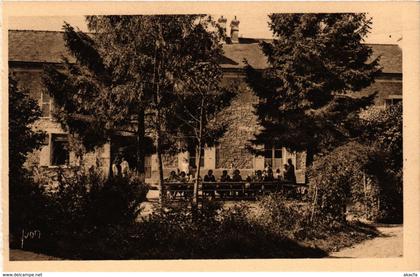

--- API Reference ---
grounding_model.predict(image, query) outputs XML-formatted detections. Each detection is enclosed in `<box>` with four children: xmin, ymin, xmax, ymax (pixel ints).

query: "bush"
<box><xmin>9</xmin><ymin>176</ymin><xmax>50</xmax><ymax>249</ymax></box>
<box><xmin>11</xmin><ymin>167</ymin><xmax>149</xmax><ymax>256</ymax></box>
<box><xmin>307</xmin><ymin>141</ymin><xmax>402</xmax><ymax>225</ymax></box>
<box><xmin>257</xmin><ymin>193</ymin><xmax>310</xmax><ymax>239</ymax></box>
<box><xmin>125</xmin><ymin>202</ymin><xmax>326</xmax><ymax>259</ymax></box>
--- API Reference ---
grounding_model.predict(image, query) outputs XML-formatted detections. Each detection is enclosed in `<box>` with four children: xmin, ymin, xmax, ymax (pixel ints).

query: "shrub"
<box><xmin>358</xmin><ymin>103</ymin><xmax>403</xmax><ymax>223</ymax></box>
<box><xmin>124</xmin><ymin>201</ymin><xmax>326</xmax><ymax>259</ymax></box>
<box><xmin>307</xmin><ymin>140</ymin><xmax>402</xmax><ymax>225</ymax></box>
<box><xmin>13</xmin><ymin>167</ymin><xmax>148</xmax><ymax>256</ymax></box>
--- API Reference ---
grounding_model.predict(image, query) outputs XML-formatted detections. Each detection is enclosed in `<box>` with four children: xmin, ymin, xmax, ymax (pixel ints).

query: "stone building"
<box><xmin>8</xmin><ymin>19</ymin><xmax>402</xmax><ymax>184</ymax></box>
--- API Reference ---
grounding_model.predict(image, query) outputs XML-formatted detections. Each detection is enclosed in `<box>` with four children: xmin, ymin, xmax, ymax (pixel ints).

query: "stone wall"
<box><xmin>215</xmin><ymin>82</ymin><xmax>259</xmax><ymax>170</ymax></box>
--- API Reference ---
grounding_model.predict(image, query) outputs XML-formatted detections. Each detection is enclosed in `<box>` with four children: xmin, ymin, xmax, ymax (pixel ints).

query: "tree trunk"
<box><xmin>136</xmin><ymin>108</ymin><xmax>146</xmax><ymax>181</ymax></box>
<box><xmin>156</xmin><ymin>125</ymin><xmax>165</xmax><ymax>206</ymax></box>
<box><xmin>192</xmin><ymin>97</ymin><xmax>205</xmax><ymax>210</ymax></box>
<box><xmin>107</xmin><ymin>137</ymin><xmax>113</xmax><ymax>180</ymax></box>
<box><xmin>151</xmin><ymin>33</ymin><xmax>166</xmax><ymax>206</ymax></box>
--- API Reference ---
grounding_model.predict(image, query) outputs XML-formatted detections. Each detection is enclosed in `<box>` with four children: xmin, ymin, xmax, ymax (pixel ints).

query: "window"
<box><xmin>264</xmin><ymin>143</ymin><xmax>282</xmax><ymax>169</ymax></box>
<box><xmin>41</xmin><ymin>91</ymin><xmax>52</xmax><ymax>117</ymax></box>
<box><xmin>144</xmin><ymin>155</ymin><xmax>152</xmax><ymax>178</ymax></box>
<box><xmin>189</xmin><ymin>147</ymin><xmax>204</xmax><ymax>167</ymax></box>
<box><xmin>51</xmin><ymin>134</ymin><xmax>69</xmax><ymax>166</ymax></box>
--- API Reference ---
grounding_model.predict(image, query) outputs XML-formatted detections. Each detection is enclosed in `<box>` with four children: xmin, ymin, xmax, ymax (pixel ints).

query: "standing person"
<box><xmin>112</xmin><ymin>156</ymin><xmax>121</xmax><ymax>177</ymax></box>
<box><xmin>120</xmin><ymin>157</ymin><xmax>130</xmax><ymax>177</ymax></box>
<box><xmin>275</xmin><ymin>168</ymin><xmax>282</xmax><ymax>180</ymax></box>
<box><xmin>283</xmin><ymin>164</ymin><xmax>289</xmax><ymax>180</ymax></box>
<box><xmin>285</xmin><ymin>158</ymin><xmax>296</xmax><ymax>184</ymax></box>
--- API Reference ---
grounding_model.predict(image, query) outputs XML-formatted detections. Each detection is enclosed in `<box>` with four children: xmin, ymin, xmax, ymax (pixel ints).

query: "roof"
<box><xmin>9</xmin><ymin>29</ymin><xmax>402</xmax><ymax>74</ymax></box>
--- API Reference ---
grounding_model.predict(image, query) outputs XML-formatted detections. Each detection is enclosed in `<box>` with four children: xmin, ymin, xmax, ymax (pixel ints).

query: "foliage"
<box><xmin>307</xmin><ymin>140</ymin><xmax>403</xmax><ymax>224</ymax></box>
<box><xmin>245</xmin><ymin>13</ymin><xmax>380</xmax><ymax>161</ymax></box>
<box><xmin>43</xmin><ymin>201</ymin><xmax>326</xmax><ymax>259</ymax></box>
<box><xmin>359</xmin><ymin>103</ymin><xmax>402</xmax><ymax>178</ymax></box>
<box><xmin>8</xmin><ymin>75</ymin><xmax>46</xmax><ymax>242</ymax></box>
<box><xmin>256</xmin><ymin>193</ymin><xmax>380</xmax><ymax>252</ymax></box>
<box><xmin>8</xmin><ymin>75</ymin><xmax>45</xmax><ymax>178</ymax></box>
<box><xmin>257</xmin><ymin>193</ymin><xmax>311</xmax><ymax>239</ymax></box>
<box><xmin>12</xmin><ymin>167</ymin><xmax>149</xmax><ymax>253</ymax></box>
<box><xmin>42</xmin><ymin>16</ymin><xmax>227</xmax><ymax>176</ymax></box>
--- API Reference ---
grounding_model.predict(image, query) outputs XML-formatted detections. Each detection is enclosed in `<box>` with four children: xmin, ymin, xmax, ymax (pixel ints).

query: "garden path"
<box><xmin>329</xmin><ymin>225</ymin><xmax>403</xmax><ymax>258</ymax></box>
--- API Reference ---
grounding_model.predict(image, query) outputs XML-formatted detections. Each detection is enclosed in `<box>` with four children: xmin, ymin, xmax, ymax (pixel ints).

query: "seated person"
<box><xmin>231</xmin><ymin>169</ymin><xmax>243</xmax><ymax>197</ymax></box>
<box><xmin>178</xmin><ymin>171</ymin><xmax>187</xmax><ymax>182</ymax></box>
<box><xmin>264</xmin><ymin>168</ymin><xmax>276</xmax><ymax>192</ymax></box>
<box><xmin>177</xmin><ymin>171</ymin><xmax>192</xmax><ymax>198</ymax></box>
<box><xmin>252</xmin><ymin>170</ymin><xmax>264</xmax><ymax>194</ymax></box>
<box><xmin>218</xmin><ymin>170</ymin><xmax>231</xmax><ymax>198</ymax></box>
<box><xmin>253</xmin><ymin>170</ymin><xmax>264</xmax><ymax>182</ymax></box>
<box><xmin>264</xmin><ymin>168</ymin><xmax>274</xmax><ymax>181</ymax></box>
<box><xmin>165</xmin><ymin>170</ymin><xmax>179</xmax><ymax>182</ymax></box>
<box><xmin>165</xmin><ymin>170</ymin><xmax>180</xmax><ymax>198</ymax></box>
<box><xmin>203</xmin><ymin>170</ymin><xmax>216</xmax><ymax>197</ymax></box>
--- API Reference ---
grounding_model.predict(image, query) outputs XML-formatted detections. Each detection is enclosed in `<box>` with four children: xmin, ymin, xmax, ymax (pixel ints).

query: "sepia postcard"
<box><xmin>1</xmin><ymin>1</ymin><xmax>419</xmax><ymax>272</ymax></box>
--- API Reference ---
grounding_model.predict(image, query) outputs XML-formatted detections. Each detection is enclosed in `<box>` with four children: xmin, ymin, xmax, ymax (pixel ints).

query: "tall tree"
<box><xmin>43</xmin><ymin>22</ymin><xmax>139</xmax><ymax>178</ymax></box>
<box><xmin>245</xmin><ymin>13</ymin><xmax>381</xmax><ymax>164</ymax></box>
<box><xmin>9</xmin><ymin>75</ymin><xmax>45</xmax><ymax>179</ymax></box>
<box><xmin>43</xmin><ymin>15</ymin><xmax>226</xmax><ymax>203</ymax></box>
<box><xmin>169</xmin><ymin>62</ymin><xmax>236</xmax><ymax>207</ymax></box>
<box><xmin>9</xmin><ymin>74</ymin><xmax>46</xmax><ymax>237</ymax></box>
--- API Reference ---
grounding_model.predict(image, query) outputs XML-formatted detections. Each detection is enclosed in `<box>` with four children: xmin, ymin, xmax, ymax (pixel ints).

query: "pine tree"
<box><xmin>9</xmin><ymin>74</ymin><xmax>46</xmax><ymax>238</ymax></box>
<box><xmin>245</xmin><ymin>13</ymin><xmax>381</xmax><ymax>165</ymax></box>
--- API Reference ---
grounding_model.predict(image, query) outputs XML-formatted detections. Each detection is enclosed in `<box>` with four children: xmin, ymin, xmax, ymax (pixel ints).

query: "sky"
<box><xmin>8</xmin><ymin>11</ymin><xmax>402</xmax><ymax>44</ymax></box>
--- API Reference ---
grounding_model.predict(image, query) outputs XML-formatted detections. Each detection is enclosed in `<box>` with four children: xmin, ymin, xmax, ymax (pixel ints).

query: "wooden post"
<box><xmin>310</xmin><ymin>185</ymin><xmax>318</xmax><ymax>223</ymax></box>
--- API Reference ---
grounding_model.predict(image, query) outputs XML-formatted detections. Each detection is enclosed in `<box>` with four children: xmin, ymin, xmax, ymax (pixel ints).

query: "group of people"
<box><xmin>164</xmin><ymin>158</ymin><xmax>297</xmax><ymax>199</ymax></box>
<box><xmin>111</xmin><ymin>156</ymin><xmax>130</xmax><ymax>177</ymax></box>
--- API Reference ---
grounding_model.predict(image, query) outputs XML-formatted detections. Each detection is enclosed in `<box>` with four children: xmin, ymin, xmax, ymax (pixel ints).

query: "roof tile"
<box><xmin>9</xmin><ymin>30</ymin><xmax>401</xmax><ymax>74</ymax></box>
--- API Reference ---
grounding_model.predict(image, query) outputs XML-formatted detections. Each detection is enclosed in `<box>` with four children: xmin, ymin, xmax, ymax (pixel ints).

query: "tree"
<box><xmin>357</xmin><ymin>103</ymin><xmax>403</xmax><ymax>222</ymax></box>
<box><xmin>43</xmin><ymin>22</ymin><xmax>140</xmax><ymax>178</ymax></box>
<box><xmin>245</xmin><ymin>13</ymin><xmax>381</xmax><ymax>164</ymax></box>
<box><xmin>141</xmin><ymin>15</ymin><xmax>229</xmax><ymax>204</ymax></box>
<box><xmin>359</xmin><ymin>103</ymin><xmax>402</xmax><ymax>176</ymax></box>
<box><xmin>9</xmin><ymin>74</ymin><xmax>46</xmax><ymax>239</ymax></box>
<box><xmin>43</xmin><ymin>15</ymin><xmax>226</xmax><ymax>203</ymax></box>
<box><xmin>9</xmin><ymin>75</ymin><xmax>45</xmax><ymax>176</ymax></box>
<box><xmin>169</xmin><ymin>62</ymin><xmax>236</xmax><ymax>206</ymax></box>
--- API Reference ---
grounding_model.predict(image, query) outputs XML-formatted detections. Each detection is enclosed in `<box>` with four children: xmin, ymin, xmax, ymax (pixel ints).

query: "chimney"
<box><xmin>230</xmin><ymin>16</ymin><xmax>240</xmax><ymax>44</ymax></box>
<box><xmin>218</xmin><ymin>16</ymin><xmax>227</xmax><ymax>43</ymax></box>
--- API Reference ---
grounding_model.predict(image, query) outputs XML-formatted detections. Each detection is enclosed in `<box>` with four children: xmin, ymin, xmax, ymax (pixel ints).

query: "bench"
<box><xmin>162</xmin><ymin>181</ymin><xmax>308</xmax><ymax>200</ymax></box>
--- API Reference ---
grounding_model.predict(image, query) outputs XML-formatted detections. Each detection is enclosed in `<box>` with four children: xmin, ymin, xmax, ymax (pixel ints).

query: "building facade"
<box><xmin>8</xmin><ymin>22</ymin><xmax>402</xmax><ymax>184</ymax></box>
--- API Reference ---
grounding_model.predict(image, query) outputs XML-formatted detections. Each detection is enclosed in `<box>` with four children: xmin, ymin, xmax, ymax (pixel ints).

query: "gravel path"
<box><xmin>9</xmin><ymin>249</ymin><xmax>62</xmax><ymax>261</ymax></box>
<box><xmin>330</xmin><ymin>225</ymin><xmax>403</xmax><ymax>258</ymax></box>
